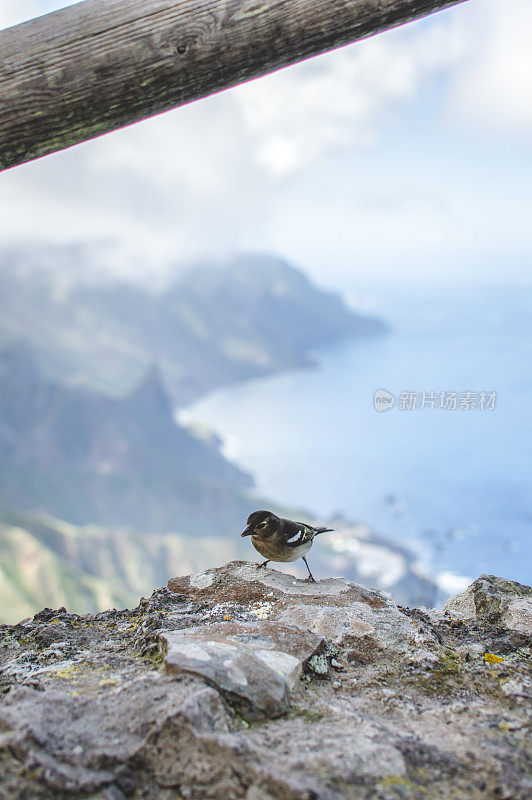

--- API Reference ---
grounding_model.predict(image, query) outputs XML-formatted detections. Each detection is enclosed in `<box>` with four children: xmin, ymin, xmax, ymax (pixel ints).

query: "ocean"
<box><xmin>180</xmin><ymin>281</ymin><xmax>532</xmax><ymax>594</ymax></box>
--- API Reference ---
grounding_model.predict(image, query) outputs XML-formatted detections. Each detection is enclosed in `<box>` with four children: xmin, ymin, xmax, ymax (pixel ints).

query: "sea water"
<box><xmin>181</xmin><ymin>282</ymin><xmax>532</xmax><ymax>592</ymax></box>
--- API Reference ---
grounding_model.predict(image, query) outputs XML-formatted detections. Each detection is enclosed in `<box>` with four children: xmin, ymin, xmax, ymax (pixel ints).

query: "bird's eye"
<box><xmin>258</xmin><ymin>520</ymin><xmax>268</xmax><ymax>529</ymax></box>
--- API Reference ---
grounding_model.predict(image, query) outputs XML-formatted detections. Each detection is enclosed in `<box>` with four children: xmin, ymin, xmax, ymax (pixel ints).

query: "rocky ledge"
<box><xmin>0</xmin><ymin>564</ymin><xmax>530</xmax><ymax>800</ymax></box>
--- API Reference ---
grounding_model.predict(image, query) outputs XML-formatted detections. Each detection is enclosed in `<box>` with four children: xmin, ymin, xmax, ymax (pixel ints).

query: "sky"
<box><xmin>0</xmin><ymin>0</ymin><xmax>531</xmax><ymax>292</ymax></box>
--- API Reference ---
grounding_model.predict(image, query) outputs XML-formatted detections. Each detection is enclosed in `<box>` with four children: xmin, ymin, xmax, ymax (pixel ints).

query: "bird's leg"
<box><xmin>257</xmin><ymin>560</ymin><xmax>270</xmax><ymax>569</ymax></box>
<box><xmin>302</xmin><ymin>556</ymin><xmax>316</xmax><ymax>583</ymax></box>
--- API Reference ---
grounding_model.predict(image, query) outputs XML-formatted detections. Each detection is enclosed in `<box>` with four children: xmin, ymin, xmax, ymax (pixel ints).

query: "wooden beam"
<box><xmin>0</xmin><ymin>0</ymin><xmax>467</xmax><ymax>172</ymax></box>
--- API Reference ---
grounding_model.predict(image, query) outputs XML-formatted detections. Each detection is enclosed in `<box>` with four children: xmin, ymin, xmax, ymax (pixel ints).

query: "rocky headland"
<box><xmin>0</xmin><ymin>250</ymin><xmax>400</xmax><ymax>622</ymax></box>
<box><xmin>0</xmin><ymin>566</ymin><xmax>530</xmax><ymax>800</ymax></box>
<box><xmin>0</xmin><ymin>250</ymin><xmax>385</xmax><ymax>406</ymax></box>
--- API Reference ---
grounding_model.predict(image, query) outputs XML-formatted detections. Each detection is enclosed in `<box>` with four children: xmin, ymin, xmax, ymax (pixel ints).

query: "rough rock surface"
<box><xmin>162</xmin><ymin>620</ymin><xmax>323</xmax><ymax>720</ymax></box>
<box><xmin>0</xmin><ymin>561</ymin><xmax>530</xmax><ymax>800</ymax></box>
<box><xmin>443</xmin><ymin>574</ymin><xmax>532</xmax><ymax>634</ymax></box>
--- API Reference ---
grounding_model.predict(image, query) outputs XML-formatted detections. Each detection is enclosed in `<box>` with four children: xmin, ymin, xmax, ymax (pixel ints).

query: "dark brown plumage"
<box><xmin>241</xmin><ymin>510</ymin><xmax>333</xmax><ymax>582</ymax></box>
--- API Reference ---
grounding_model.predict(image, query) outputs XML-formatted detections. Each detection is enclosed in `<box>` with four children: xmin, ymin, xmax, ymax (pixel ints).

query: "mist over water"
<box><xmin>182</xmin><ymin>281</ymin><xmax>532</xmax><ymax>591</ymax></box>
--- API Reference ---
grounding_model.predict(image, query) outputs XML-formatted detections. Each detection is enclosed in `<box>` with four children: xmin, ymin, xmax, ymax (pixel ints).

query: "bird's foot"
<box><xmin>304</xmin><ymin>575</ymin><xmax>316</xmax><ymax>583</ymax></box>
<box><xmin>257</xmin><ymin>560</ymin><xmax>270</xmax><ymax>569</ymax></box>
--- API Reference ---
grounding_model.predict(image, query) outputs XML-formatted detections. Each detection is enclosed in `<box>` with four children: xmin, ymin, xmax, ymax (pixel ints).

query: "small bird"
<box><xmin>241</xmin><ymin>510</ymin><xmax>333</xmax><ymax>582</ymax></box>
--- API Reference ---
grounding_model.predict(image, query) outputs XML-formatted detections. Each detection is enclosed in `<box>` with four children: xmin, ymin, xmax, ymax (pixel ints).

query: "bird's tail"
<box><xmin>314</xmin><ymin>526</ymin><xmax>334</xmax><ymax>535</ymax></box>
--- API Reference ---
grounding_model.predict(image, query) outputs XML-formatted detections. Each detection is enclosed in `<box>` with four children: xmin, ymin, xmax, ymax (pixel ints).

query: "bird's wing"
<box><xmin>284</xmin><ymin>525</ymin><xmax>315</xmax><ymax>547</ymax></box>
<box><xmin>295</xmin><ymin>521</ymin><xmax>334</xmax><ymax>535</ymax></box>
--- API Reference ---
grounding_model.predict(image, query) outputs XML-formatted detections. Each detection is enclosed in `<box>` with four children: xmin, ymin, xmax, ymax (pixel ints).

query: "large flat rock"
<box><xmin>168</xmin><ymin>561</ymin><xmax>416</xmax><ymax>655</ymax></box>
<box><xmin>161</xmin><ymin>620</ymin><xmax>323</xmax><ymax>720</ymax></box>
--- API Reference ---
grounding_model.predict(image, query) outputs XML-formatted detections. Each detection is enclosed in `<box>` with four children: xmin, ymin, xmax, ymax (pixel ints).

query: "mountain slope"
<box><xmin>0</xmin><ymin>249</ymin><xmax>386</xmax><ymax>404</ymax></box>
<box><xmin>0</xmin><ymin>507</ymin><xmax>242</xmax><ymax>624</ymax></box>
<box><xmin>0</xmin><ymin>344</ymin><xmax>251</xmax><ymax>533</ymax></box>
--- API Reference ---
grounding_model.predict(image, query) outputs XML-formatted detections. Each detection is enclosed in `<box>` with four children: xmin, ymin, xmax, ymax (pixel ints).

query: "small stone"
<box><xmin>455</xmin><ymin>642</ymin><xmax>485</xmax><ymax>660</ymax></box>
<box><xmin>500</xmin><ymin>679</ymin><xmax>530</xmax><ymax>699</ymax></box>
<box><xmin>189</xmin><ymin>571</ymin><xmax>215</xmax><ymax>590</ymax></box>
<box><xmin>407</xmin><ymin>649</ymin><xmax>439</xmax><ymax>665</ymax></box>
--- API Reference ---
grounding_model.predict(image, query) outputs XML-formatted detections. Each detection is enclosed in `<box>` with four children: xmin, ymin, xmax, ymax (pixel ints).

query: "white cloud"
<box><xmin>0</xmin><ymin>0</ymin><xmax>79</xmax><ymax>29</ymax></box>
<box><xmin>235</xmin><ymin>17</ymin><xmax>466</xmax><ymax>176</ymax></box>
<box><xmin>0</xmin><ymin>2</ymin><xmax>467</xmax><ymax>274</ymax></box>
<box><xmin>450</xmin><ymin>0</ymin><xmax>532</xmax><ymax>136</ymax></box>
<box><xmin>0</xmin><ymin>0</ymin><xmax>530</xmax><ymax>285</ymax></box>
<box><xmin>0</xmin><ymin>0</ymin><xmax>37</xmax><ymax>29</ymax></box>
<box><xmin>0</xmin><ymin>91</ymin><xmax>273</xmax><ymax>278</ymax></box>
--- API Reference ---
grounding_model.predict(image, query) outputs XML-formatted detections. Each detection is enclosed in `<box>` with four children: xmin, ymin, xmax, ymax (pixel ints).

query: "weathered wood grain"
<box><xmin>0</xmin><ymin>0</ymin><xmax>467</xmax><ymax>171</ymax></box>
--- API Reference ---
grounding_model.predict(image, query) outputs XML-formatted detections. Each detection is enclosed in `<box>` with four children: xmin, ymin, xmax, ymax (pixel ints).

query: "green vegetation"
<box><xmin>0</xmin><ymin>507</ymin><xmax>240</xmax><ymax>624</ymax></box>
<box><xmin>286</xmin><ymin>706</ymin><xmax>324</xmax><ymax>723</ymax></box>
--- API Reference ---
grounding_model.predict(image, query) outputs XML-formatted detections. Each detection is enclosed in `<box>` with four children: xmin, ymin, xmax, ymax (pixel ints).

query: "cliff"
<box><xmin>0</xmin><ymin>567</ymin><xmax>530</xmax><ymax>800</ymax></box>
<box><xmin>0</xmin><ymin>344</ymin><xmax>251</xmax><ymax>533</ymax></box>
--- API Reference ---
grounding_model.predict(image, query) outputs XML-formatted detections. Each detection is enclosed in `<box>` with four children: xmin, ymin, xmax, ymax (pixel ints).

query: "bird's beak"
<box><xmin>241</xmin><ymin>524</ymin><xmax>253</xmax><ymax>537</ymax></box>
